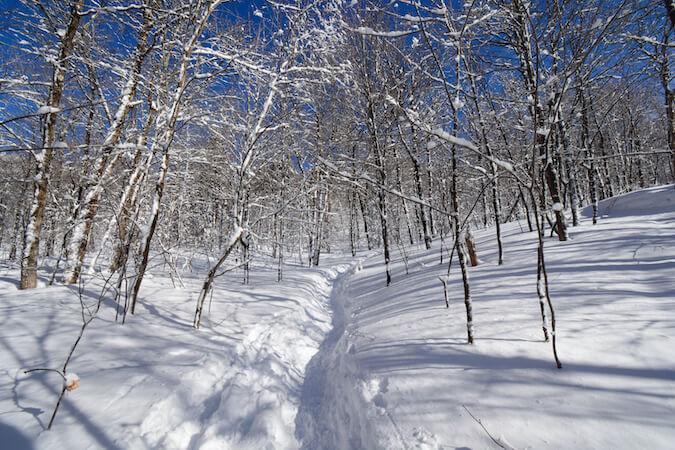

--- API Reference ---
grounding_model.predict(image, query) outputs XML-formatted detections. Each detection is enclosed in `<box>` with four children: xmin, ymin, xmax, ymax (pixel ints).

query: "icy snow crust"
<box><xmin>2</xmin><ymin>184</ymin><xmax>675</xmax><ymax>449</ymax></box>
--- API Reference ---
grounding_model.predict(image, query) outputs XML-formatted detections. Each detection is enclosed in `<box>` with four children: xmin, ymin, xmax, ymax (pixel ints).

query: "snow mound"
<box><xmin>582</xmin><ymin>184</ymin><xmax>675</xmax><ymax>218</ymax></box>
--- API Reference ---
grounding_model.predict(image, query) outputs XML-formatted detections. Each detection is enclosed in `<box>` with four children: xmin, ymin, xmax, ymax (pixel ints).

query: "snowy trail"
<box><xmin>295</xmin><ymin>258</ymin><xmax>411</xmax><ymax>450</ymax></box>
<box><xmin>132</xmin><ymin>262</ymin><xmax>358</xmax><ymax>450</ymax></box>
<box><xmin>295</xmin><ymin>261</ymin><xmax>376</xmax><ymax>449</ymax></box>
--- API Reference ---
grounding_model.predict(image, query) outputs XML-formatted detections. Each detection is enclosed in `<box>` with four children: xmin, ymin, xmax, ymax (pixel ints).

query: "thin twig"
<box><xmin>463</xmin><ymin>405</ymin><xmax>514</xmax><ymax>450</ymax></box>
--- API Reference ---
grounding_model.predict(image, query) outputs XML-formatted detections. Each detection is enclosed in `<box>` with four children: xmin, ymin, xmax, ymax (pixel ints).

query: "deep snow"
<box><xmin>1</xmin><ymin>185</ymin><xmax>674</xmax><ymax>449</ymax></box>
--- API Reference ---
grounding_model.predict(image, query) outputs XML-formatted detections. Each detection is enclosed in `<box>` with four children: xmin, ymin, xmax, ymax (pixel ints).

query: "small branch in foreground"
<box><xmin>23</xmin><ymin>368</ymin><xmax>80</xmax><ymax>429</ymax></box>
<box><xmin>22</xmin><ymin>273</ymin><xmax>112</xmax><ymax>429</ymax></box>
<box><xmin>463</xmin><ymin>405</ymin><xmax>518</xmax><ymax>450</ymax></box>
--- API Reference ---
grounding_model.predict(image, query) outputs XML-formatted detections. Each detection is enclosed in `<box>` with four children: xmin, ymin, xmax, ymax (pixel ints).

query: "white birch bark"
<box><xmin>21</xmin><ymin>0</ymin><xmax>84</xmax><ymax>289</ymax></box>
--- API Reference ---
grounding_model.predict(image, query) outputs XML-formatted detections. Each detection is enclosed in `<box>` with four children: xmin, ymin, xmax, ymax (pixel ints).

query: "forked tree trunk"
<box><xmin>194</xmin><ymin>229</ymin><xmax>244</xmax><ymax>329</ymax></box>
<box><xmin>63</xmin><ymin>0</ymin><xmax>155</xmax><ymax>284</ymax></box>
<box><xmin>128</xmin><ymin>0</ymin><xmax>223</xmax><ymax>313</ymax></box>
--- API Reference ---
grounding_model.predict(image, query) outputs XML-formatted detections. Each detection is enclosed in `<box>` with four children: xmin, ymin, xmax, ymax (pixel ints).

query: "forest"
<box><xmin>1</xmin><ymin>0</ymin><xmax>671</xmax><ymax>296</ymax></box>
<box><xmin>1</xmin><ymin>1</ymin><xmax>675</xmax><ymax>448</ymax></box>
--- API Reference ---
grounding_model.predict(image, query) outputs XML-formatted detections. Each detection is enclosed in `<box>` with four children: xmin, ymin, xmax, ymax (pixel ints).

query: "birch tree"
<box><xmin>20</xmin><ymin>0</ymin><xmax>84</xmax><ymax>289</ymax></box>
<box><xmin>62</xmin><ymin>0</ymin><xmax>157</xmax><ymax>284</ymax></box>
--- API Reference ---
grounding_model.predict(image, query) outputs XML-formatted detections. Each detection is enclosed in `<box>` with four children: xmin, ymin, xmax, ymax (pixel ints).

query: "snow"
<box><xmin>1</xmin><ymin>256</ymin><xmax>355</xmax><ymax>449</ymax></box>
<box><xmin>536</xmin><ymin>126</ymin><xmax>550</xmax><ymax>136</ymax></box>
<box><xmin>352</xmin><ymin>26</ymin><xmax>415</xmax><ymax>38</ymax></box>
<box><xmin>36</xmin><ymin>106</ymin><xmax>60</xmax><ymax>115</ymax></box>
<box><xmin>63</xmin><ymin>373</ymin><xmax>79</xmax><ymax>391</ymax></box>
<box><xmin>451</xmin><ymin>94</ymin><xmax>465</xmax><ymax>111</ymax></box>
<box><xmin>552</xmin><ymin>202</ymin><xmax>564</xmax><ymax>212</ymax></box>
<box><xmin>2</xmin><ymin>185</ymin><xmax>675</xmax><ymax>448</ymax></box>
<box><xmin>494</xmin><ymin>158</ymin><xmax>514</xmax><ymax>173</ymax></box>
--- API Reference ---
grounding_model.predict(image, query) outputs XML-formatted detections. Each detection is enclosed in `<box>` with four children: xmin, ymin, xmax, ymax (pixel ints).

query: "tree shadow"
<box><xmin>0</xmin><ymin>421</ymin><xmax>34</xmax><ymax>450</ymax></box>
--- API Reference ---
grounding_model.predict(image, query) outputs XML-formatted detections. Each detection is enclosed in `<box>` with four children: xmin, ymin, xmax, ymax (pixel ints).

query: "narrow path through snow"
<box><xmin>294</xmin><ymin>262</ymin><xmax>373</xmax><ymax>449</ymax></box>
<box><xmin>294</xmin><ymin>259</ymin><xmax>407</xmax><ymax>450</ymax></box>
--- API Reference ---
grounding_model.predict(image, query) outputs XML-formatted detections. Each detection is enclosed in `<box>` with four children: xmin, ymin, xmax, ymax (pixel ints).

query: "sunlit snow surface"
<box><xmin>1</xmin><ymin>185</ymin><xmax>674</xmax><ymax>449</ymax></box>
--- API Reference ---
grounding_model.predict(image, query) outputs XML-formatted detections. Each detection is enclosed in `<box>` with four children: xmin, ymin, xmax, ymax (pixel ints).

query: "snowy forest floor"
<box><xmin>1</xmin><ymin>185</ymin><xmax>674</xmax><ymax>449</ymax></box>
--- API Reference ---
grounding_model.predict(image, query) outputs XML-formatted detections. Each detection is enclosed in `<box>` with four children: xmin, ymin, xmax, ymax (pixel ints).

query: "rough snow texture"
<box><xmin>1</xmin><ymin>257</ymin><xmax>352</xmax><ymax>449</ymax></box>
<box><xmin>1</xmin><ymin>185</ymin><xmax>675</xmax><ymax>449</ymax></box>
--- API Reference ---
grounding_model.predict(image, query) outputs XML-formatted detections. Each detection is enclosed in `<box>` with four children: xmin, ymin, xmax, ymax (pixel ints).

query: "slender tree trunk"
<box><xmin>349</xmin><ymin>188</ymin><xmax>357</xmax><ymax>256</ymax></box>
<box><xmin>368</xmin><ymin>100</ymin><xmax>391</xmax><ymax>286</ymax></box>
<box><xmin>277</xmin><ymin>213</ymin><xmax>284</xmax><ymax>282</ymax></box>
<box><xmin>558</xmin><ymin>121</ymin><xmax>580</xmax><ymax>226</ymax></box>
<box><xmin>20</xmin><ymin>0</ymin><xmax>84</xmax><ymax>289</ymax></box>
<box><xmin>377</xmin><ymin>179</ymin><xmax>391</xmax><ymax>286</ymax></box>
<box><xmin>64</xmin><ymin>1</ymin><xmax>154</xmax><ymax>284</ymax></box>
<box><xmin>396</xmin><ymin>163</ymin><xmax>415</xmax><ymax>246</ymax></box>
<box><xmin>660</xmin><ymin>27</ymin><xmax>675</xmax><ymax>183</ymax></box>
<box><xmin>581</xmin><ymin>92</ymin><xmax>599</xmax><ymax>224</ymax></box>
<box><xmin>358</xmin><ymin>193</ymin><xmax>373</xmax><ymax>250</ymax></box>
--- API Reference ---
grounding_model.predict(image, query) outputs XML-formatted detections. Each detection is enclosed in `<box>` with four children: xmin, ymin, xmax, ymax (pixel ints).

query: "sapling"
<box><xmin>24</xmin><ymin>273</ymin><xmax>113</xmax><ymax>429</ymax></box>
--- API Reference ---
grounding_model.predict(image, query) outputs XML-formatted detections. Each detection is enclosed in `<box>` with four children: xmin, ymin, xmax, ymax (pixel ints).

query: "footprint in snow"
<box><xmin>411</xmin><ymin>427</ymin><xmax>441</xmax><ymax>450</ymax></box>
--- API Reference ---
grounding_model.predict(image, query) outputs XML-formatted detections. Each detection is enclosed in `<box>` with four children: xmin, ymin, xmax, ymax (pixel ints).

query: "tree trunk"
<box><xmin>358</xmin><ymin>193</ymin><xmax>373</xmax><ymax>250</ymax></box>
<box><xmin>660</xmin><ymin>27</ymin><xmax>675</xmax><ymax>183</ymax></box>
<box><xmin>20</xmin><ymin>0</ymin><xmax>84</xmax><ymax>289</ymax></box>
<box><xmin>63</xmin><ymin>0</ymin><xmax>154</xmax><ymax>284</ymax></box>
<box><xmin>558</xmin><ymin>121</ymin><xmax>580</xmax><ymax>226</ymax></box>
<box><xmin>581</xmin><ymin>92</ymin><xmax>599</xmax><ymax>223</ymax></box>
<box><xmin>194</xmin><ymin>229</ymin><xmax>243</xmax><ymax>329</ymax></box>
<box><xmin>130</xmin><ymin>149</ymin><xmax>169</xmax><ymax>314</ymax></box>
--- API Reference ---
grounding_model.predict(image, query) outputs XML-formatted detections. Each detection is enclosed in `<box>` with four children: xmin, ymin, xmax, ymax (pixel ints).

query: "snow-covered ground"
<box><xmin>2</xmin><ymin>185</ymin><xmax>674</xmax><ymax>449</ymax></box>
<box><xmin>0</xmin><ymin>255</ymin><xmax>355</xmax><ymax>449</ymax></box>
